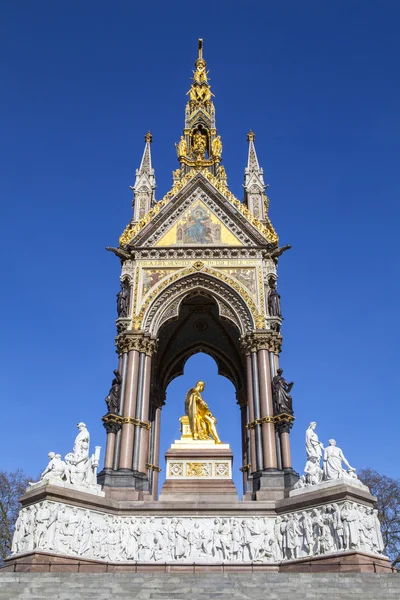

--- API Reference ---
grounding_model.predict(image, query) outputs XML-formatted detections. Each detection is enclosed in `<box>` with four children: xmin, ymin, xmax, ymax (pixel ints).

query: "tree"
<box><xmin>359</xmin><ymin>468</ymin><xmax>400</xmax><ymax>567</ymax></box>
<box><xmin>0</xmin><ymin>470</ymin><xmax>31</xmax><ymax>560</ymax></box>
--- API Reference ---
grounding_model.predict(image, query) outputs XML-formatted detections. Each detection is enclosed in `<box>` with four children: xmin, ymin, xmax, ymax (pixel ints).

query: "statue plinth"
<box><xmin>159</xmin><ymin>416</ymin><xmax>238</xmax><ymax>502</ymax></box>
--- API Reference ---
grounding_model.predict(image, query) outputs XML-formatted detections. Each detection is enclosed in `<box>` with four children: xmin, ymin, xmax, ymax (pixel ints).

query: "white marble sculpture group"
<box><xmin>29</xmin><ymin>422</ymin><xmax>102</xmax><ymax>495</ymax></box>
<box><xmin>12</xmin><ymin>499</ymin><xmax>385</xmax><ymax>563</ymax></box>
<box><xmin>295</xmin><ymin>422</ymin><xmax>362</xmax><ymax>490</ymax></box>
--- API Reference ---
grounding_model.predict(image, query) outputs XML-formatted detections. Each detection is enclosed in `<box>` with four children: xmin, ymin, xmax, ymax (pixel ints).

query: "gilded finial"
<box><xmin>144</xmin><ymin>131</ymin><xmax>153</xmax><ymax>143</ymax></box>
<box><xmin>197</xmin><ymin>38</ymin><xmax>203</xmax><ymax>62</ymax></box>
<box><xmin>247</xmin><ymin>130</ymin><xmax>255</xmax><ymax>142</ymax></box>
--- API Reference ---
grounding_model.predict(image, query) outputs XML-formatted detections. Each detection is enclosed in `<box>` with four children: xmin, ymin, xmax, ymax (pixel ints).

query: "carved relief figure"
<box><xmin>185</xmin><ymin>381</ymin><xmax>222</xmax><ymax>443</ymax></box>
<box><xmin>272</xmin><ymin>368</ymin><xmax>293</xmax><ymax>414</ymax></box>
<box><xmin>12</xmin><ymin>501</ymin><xmax>386</xmax><ymax>563</ymax></box>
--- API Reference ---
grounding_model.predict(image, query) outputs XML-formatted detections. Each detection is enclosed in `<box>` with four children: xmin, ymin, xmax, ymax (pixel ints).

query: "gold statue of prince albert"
<box><xmin>184</xmin><ymin>381</ymin><xmax>222</xmax><ymax>444</ymax></box>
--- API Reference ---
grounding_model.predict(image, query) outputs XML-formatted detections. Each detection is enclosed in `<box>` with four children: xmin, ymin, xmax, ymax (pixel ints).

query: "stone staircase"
<box><xmin>0</xmin><ymin>573</ymin><xmax>399</xmax><ymax>599</ymax></box>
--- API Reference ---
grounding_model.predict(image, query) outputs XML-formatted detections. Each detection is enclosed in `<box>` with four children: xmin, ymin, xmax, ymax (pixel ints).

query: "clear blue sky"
<box><xmin>1</xmin><ymin>1</ymin><xmax>399</xmax><ymax>494</ymax></box>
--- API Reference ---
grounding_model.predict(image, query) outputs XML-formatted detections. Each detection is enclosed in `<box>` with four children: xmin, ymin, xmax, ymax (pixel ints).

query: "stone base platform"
<box><xmin>9</xmin><ymin>479</ymin><xmax>391</xmax><ymax>574</ymax></box>
<box><xmin>4</xmin><ymin>549</ymin><xmax>393</xmax><ymax>574</ymax></box>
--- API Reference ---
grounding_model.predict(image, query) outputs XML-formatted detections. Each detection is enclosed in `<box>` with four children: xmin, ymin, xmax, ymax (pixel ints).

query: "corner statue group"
<box><xmin>184</xmin><ymin>381</ymin><xmax>222</xmax><ymax>443</ymax></box>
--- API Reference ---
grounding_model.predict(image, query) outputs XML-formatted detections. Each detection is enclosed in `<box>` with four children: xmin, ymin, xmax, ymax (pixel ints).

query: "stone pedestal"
<box><xmin>159</xmin><ymin>416</ymin><xmax>238</xmax><ymax>502</ymax></box>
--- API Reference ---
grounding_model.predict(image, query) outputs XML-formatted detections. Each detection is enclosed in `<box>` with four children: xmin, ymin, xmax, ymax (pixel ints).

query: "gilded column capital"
<box><xmin>275</xmin><ymin>413</ymin><xmax>295</xmax><ymax>434</ymax></box>
<box><xmin>102</xmin><ymin>413</ymin><xmax>122</xmax><ymax>435</ymax></box>
<box><xmin>240</xmin><ymin>331</ymin><xmax>282</xmax><ymax>355</ymax></box>
<box><xmin>116</xmin><ymin>332</ymin><xmax>157</xmax><ymax>356</ymax></box>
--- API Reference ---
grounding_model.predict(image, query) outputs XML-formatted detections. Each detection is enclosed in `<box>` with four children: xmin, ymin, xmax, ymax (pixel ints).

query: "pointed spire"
<box><xmin>244</xmin><ymin>131</ymin><xmax>267</xmax><ymax>220</ymax></box>
<box><xmin>132</xmin><ymin>132</ymin><xmax>156</xmax><ymax>222</ymax></box>
<box><xmin>137</xmin><ymin>131</ymin><xmax>153</xmax><ymax>176</ymax></box>
<box><xmin>245</xmin><ymin>130</ymin><xmax>263</xmax><ymax>181</ymax></box>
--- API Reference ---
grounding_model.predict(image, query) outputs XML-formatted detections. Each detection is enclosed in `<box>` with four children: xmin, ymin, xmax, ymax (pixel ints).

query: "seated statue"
<box><xmin>323</xmin><ymin>439</ymin><xmax>357</xmax><ymax>481</ymax></box>
<box><xmin>184</xmin><ymin>381</ymin><xmax>222</xmax><ymax>443</ymax></box>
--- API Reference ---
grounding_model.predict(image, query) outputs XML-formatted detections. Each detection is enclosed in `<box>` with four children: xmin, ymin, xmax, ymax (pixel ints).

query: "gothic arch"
<box><xmin>142</xmin><ymin>271</ymin><xmax>255</xmax><ymax>336</ymax></box>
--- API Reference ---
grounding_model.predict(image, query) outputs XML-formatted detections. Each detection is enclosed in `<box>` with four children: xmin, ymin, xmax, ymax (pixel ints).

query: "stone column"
<box><xmin>236</xmin><ymin>390</ymin><xmax>249</xmax><ymax>491</ymax></box>
<box><xmin>251</xmin><ymin>351</ymin><xmax>263</xmax><ymax>472</ymax></box>
<box><xmin>116</xmin><ymin>333</ymin><xmax>144</xmax><ymax>471</ymax></box>
<box><xmin>132</xmin><ymin>352</ymin><xmax>145</xmax><ymax>471</ymax></box>
<box><xmin>245</xmin><ymin>353</ymin><xmax>257</xmax><ymax>473</ymax></box>
<box><xmin>257</xmin><ymin>348</ymin><xmax>278</xmax><ymax>469</ymax></box>
<box><xmin>137</xmin><ymin>353</ymin><xmax>153</xmax><ymax>474</ymax></box>
<box><xmin>103</xmin><ymin>421</ymin><xmax>121</xmax><ymax>469</ymax></box>
<box><xmin>280</xmin><ymin>426</ymin><xmax>292</xmax><ymax>469</ymax></box>
<box><xmin>150</xmin><ymin>404</ymin><xmax>162</xmax><ymax>499</ymax></box>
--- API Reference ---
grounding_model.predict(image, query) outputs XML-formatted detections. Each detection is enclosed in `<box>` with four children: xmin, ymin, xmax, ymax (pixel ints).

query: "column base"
<box><xmin>283</xmin><ymin>467</ymin><xmax>300</xmax><ymax>490</ymax></box>
<box><xmin>244</xmin><ymin>468</ymin><xmax>298</xmax><ymax>501</ymax></box>
<box><xmin>97</xmin><ymin>468</ymin><xmax>151</xmax><ymax>500</ymax></box>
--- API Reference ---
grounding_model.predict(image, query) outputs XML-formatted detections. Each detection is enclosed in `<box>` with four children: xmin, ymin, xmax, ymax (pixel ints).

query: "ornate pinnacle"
<box><xmin>144</xmin><ymin>131</ymin><xmax>153</xmax><ymax>143</ymax></box>
<box><xmin>247</xmin><ymin>130</ymin><xmax>255</xmax><ymax>142</ymax></box>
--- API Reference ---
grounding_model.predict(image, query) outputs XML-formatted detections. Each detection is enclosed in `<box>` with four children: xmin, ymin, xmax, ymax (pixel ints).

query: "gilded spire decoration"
<box><xmin>131</xmin><ymin>131</ymin><xmax>156</xmax><ymax>222</ymax></box>
<box><xmin>174</xmin><ymin>39</ymin><xmax>225</xmax><ymax>181</ymax></box>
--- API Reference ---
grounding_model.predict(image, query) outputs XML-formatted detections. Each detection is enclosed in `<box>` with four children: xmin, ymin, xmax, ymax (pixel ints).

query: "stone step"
<box><xmin>0</xmin><ymin>573</ymin><xmax>399</xmax><ymax>599</ymax></box>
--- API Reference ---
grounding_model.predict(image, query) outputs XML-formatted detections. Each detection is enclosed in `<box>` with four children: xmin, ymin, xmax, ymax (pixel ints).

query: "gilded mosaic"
<box><xmin>141</xmin><ymin>268</ymin><xmax>179</xmax><ymax>297</ymax></box>
<box><xmin>155</xmin><ymin>201</ymin><xmax>242</xmax><ymax>247</ymax></box>
<box><xmin>217</xmin><ymin>268</ymin><xmax>257</xmax><ymax>297</ymax></box>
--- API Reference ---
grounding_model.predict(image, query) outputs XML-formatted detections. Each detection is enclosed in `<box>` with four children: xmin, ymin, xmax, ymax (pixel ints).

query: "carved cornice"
<box><xmin>241</xmin><ymin>331</ymin><xmax>282</xmax><ymax>355</ymax></box>
<box><xmin>116</xmin><ymin>332</ymin><xmax>157</xmax><ymax>356</ymax></box>
<box><xmin>134</xmin><ymin>248</ymin><xmax>265</xmax><ymax>261</ymax></box>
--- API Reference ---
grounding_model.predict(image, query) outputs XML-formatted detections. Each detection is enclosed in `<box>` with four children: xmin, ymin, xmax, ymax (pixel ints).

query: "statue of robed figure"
<box><xmin>184</xmin><ymin>381</ymin><xmax>222</xmax><ymax>443</ymax></box>
<box><xmin>272</xmin><ymin>368</ymin><xmax>293</xmax><ymax>414</ymax></box>
<box><xmin>117</xmin><ymin>280</ymin><xmax>130</xmax><ymax>318</ymax></box>
<box><xmin>105</xmin><ymin>370</ymin><xmax>122</xmax><ymax>414</ymax></box>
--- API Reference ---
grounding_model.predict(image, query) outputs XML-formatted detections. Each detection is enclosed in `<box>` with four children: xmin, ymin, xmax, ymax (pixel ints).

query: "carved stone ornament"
<box><xmin>135</xmin><ymin>247</ymin><xmax>265</xmax><ymax>262</ymax></box>
<box><xmin>12</xmin><ymin>499</ymin><xmax>386</xmax><ymax>563</ymax></box>
<box><xmin>116</xmin><ymin>332</ymin><xmax>157</xmax><ymax>356</ymax></box>
<box><xmin>241</xmin><ymin>331</ymin><xmax>282</xmax><ymax>355</ymax></box>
